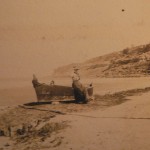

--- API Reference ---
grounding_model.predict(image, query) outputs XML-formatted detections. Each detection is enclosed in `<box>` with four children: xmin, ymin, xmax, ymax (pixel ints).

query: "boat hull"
<box><xmin>34</xmin><ymin>84</ymin><xmax>74</xmax><ymax>101</ymax></box>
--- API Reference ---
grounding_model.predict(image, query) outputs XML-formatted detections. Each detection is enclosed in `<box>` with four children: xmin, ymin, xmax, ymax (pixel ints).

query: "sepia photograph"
<box><xmin>0</xmin><ymin>0</ymin><xmax>150</xmax><ymax>150</ymax></box>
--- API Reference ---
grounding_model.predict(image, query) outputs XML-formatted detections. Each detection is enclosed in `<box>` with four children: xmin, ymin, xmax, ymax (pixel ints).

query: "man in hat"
<box><xmin>71</xmin><ymin>67</ymin><xmax>88</xmax><ymax>103</ymax></box>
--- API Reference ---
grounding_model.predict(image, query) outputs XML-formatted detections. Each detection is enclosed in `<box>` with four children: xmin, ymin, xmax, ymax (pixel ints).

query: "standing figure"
<box><xmin>50</xmin><ymin>80</ymin><xmax>55</xmax><ymax>86</ymax></box>
<box><xmin>71</xmin><ymin>67</ymin><xmax>88</xmax><ymax>103</ymax></box>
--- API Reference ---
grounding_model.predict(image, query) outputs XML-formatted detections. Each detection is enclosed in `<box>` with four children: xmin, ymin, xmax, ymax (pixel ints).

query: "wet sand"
<box><xmin>51</xmin><ymin>92</ymin><xmax>150</xmax><ymax>150</ymax></box>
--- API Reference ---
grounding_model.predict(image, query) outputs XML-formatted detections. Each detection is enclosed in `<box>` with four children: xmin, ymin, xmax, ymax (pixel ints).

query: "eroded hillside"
<box><xmin>52</xmin><ymin>44</ymin><xmax>150</xmax><ymax>78</ymax></box>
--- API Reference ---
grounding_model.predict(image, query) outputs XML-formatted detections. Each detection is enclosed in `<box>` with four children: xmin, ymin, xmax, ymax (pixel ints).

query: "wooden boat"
<box><xmin>32</xmin><ymin>75</ymin><xmax>93</xmax><ymax>102</ymax></box>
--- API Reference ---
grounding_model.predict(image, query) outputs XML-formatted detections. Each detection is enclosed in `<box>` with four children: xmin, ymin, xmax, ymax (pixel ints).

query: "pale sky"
<box><xmin>0</xmin><ymin>0</ymin><xmax>150</xmax><ymax>78</ymax></box>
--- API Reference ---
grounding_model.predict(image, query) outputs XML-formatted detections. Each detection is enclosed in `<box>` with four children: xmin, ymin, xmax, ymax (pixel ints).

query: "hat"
<box><xmin>73</xmin><ymin>66</ymin><xmax>79</xmax><ymax>70</ymax></box>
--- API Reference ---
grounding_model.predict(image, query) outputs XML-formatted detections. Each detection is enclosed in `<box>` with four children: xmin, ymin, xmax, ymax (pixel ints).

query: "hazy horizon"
<box><xmin>1</xmin><ymin>0</ymin><xmax>150</xmax><ymax>78</ymax></box>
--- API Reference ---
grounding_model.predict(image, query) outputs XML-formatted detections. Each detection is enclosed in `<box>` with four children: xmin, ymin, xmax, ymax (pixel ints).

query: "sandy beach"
<box><xmin>0</xmin><ymin>77</ymin><xmax>150</xmax><ymax>149</ymax></box>
<box><xmin>51</xmin><ymin>92</ymin><xmax>150</xmax><ymax>150</ymax></box>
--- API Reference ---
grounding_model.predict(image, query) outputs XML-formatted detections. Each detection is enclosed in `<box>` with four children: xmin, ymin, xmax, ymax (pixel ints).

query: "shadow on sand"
<box><xmin>24</xmin><ymin>100</ymin><xmax>77</xmax><ymax>106</ymax></box>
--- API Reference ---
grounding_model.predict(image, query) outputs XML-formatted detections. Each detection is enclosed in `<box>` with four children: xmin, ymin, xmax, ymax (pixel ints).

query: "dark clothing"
<box><xmin>72</xmin><ymin>80</ymin><xmax>87</xmax><ymax>103</ymax></box>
